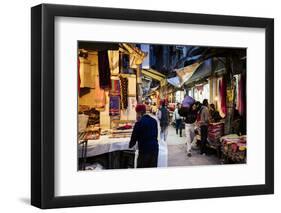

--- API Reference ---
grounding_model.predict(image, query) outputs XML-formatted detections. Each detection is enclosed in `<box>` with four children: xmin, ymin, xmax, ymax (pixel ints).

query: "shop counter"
<box><xmin>78</xmin><ymin>135</ymin><xmax>135</xmax><ymax>158</ymax></box>
<box><xmin>78</xmin><ymin>135</ymin><xmax>136</xmax><ymax>170</ymax></box>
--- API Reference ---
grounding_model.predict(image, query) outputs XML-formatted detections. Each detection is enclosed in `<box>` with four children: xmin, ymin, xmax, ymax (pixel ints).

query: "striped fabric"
<box><xmin>110</xmin><ymin>79</ymin><xmax>121</xmax><ymax>96</ymax></box>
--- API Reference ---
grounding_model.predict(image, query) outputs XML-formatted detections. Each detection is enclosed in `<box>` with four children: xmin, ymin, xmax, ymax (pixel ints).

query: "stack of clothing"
<box><xmin>79</xmin><ymin>126</ymin><xmax>101</xmax><ymax>141</ymax></box>
<box><xmin>220</xmin><ymin>134</ymin><xmax>247</xmax><ymax>163</ymax></box>
<box><xmin>109</xmin><ymin>123</ymin><xmax>134</xmax><ymax>138</ymax></box>
<box><xmin>208</xmin><ymin>122</ymin><xmax>224</xmax><ymax>142</ymax></box>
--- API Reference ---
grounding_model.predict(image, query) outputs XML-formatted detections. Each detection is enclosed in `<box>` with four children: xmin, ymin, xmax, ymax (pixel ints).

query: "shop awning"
<box><xmin>175</xmin><ymin>62</ymin><xmax>201</xmax><ymax>85</ymax></box>
<box><xmin>167</xmin><ymin>62</ymin><xmax>201</xmax><ymax>88</ymax></box>
<box><xmin>185</xmin><ymin>59</ymin><xmax>212</xmax><ymax>85</ymax></box>
<box><xmin>167</xmin><ymin>76</ymin><xmax>181</xmax><ymax>88</ymax></box>
<box><xmin>141</xmin><ymin>68</ymin><xmax>167</xmax><ymax>87</ymax></box>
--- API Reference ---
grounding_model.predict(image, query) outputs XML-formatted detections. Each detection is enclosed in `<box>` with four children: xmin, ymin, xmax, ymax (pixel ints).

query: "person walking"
<box><xmin>173</xmin><ymin>103</ymin><xmax>183</xmax><ymax>137</ymax></box>
<box><xmin>198</xmin><ymin>99</ymin><xmax>210</xmax><ymax>155</ymax></box>
<box><xmin>179</xmin><ymin>103</ymin><xmax>197</xmax><ymax>157</ymax></box>
<box><xmin>129</xmin><ymin>104</ymin><xmax>159</xmax><ymax>168</ymax></box>
<box><xmin>157</xmin><ymin>101</ymin><xmax>170</xmax><ymax>142</ymax></box>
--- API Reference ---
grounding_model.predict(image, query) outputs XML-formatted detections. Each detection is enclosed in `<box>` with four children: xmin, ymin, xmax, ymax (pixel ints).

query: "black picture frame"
<box><xmin>31</xmin><ymin>3</ymin><xmax>274</xmax><ymax>209</ymax></box>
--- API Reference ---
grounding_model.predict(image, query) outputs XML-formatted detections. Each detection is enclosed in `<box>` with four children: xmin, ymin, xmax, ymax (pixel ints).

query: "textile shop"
<box><xmin>184</xmin><ymin>57</ymin><xmax>247</xmax><ymax>163</ymax></box>
<box><xmin>78</xmin><ymin>42</ymin><xmax>145</xmax><ymax>170</ymax></box>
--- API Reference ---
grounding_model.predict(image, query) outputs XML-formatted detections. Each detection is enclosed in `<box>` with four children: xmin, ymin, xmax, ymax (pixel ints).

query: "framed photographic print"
<box><xmin>31</xmin><ymin>3</ymin><xmax>274</xmax><ymax>209</ymax></box>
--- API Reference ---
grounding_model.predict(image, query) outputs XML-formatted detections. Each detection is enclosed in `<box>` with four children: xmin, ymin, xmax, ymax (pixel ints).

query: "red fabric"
<box><xmin>238</xmin><ymin>74</ymin><xmax>246</xmax><ymax>116</ymax></box>
<box><xmin>219</xmin><ymin>77</ymin><xmax>227</xmax><ymax>116</ymax></box>
<box><xmin>208</xmin><ymin>122</ymin><xmax>224</xmax><ymax>142</ymax></box>
<box><xmin>160</xmin><ymin>99</ymin><xmax>167</xmax><ymax>106</ymax></box>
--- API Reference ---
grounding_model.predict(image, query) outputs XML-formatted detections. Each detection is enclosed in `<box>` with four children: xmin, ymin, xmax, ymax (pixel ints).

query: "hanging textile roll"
<box><xmin>108</xmin><ymin>50</ymin><xmax>119</xmax><ymax>75</ymax></box>
<box><xmin>120</xmin><ymin>76</ymin><xmax>128</xmax><ymax>109</ymax></box>
<box><xmin>98</xmin><ymin>50</ymin><xmax>111</xmax><ymax>89</ymax></box>
<box><xmin>219</xmin><ymin>77</ymin><xmax>227</xmax><ymax>117</ymax></box>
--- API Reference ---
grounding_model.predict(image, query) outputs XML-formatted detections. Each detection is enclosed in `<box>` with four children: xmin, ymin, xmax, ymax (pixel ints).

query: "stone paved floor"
<box><xmin>167</xmin><ymin>126</ymin><xmax>221</xmax><ymax>167</ymax></box>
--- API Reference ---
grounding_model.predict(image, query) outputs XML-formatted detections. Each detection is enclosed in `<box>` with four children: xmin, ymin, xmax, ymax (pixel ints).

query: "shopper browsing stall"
<box><xmin>209</xmin><ymin>103</ymin><xmax>222</xmax><ymax>123</ymax></box>
<box><xmin>198</xmin><ymin>99</ymin><xmax>210</xmax><ymax>155</ymax></box>
<box><xmin>129</xmin><ymin>104</ymin><xmax>159</xmax><ymax>168</ymax></box>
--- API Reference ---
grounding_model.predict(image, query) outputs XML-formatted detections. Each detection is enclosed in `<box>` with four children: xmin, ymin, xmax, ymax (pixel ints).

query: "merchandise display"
<box><xmin>78</xmin><ymin>47</ymin><xmax>139</xmax><ymax>170</ymax></box>
<box><xmin>220</xmin><ymin>134</ymin><xmax>247</xmax><ymax>163</ymax></box>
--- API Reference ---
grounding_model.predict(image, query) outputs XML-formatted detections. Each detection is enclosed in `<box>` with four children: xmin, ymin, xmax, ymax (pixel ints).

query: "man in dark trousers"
<box><xmin>129</xmin><ymin>104</ymin><xmax>159</xmax><ymax>168</ymax></box>
<box><xmin>199</xmin><ymin>99</ymin><xmax>210</xmax><ymax>155</ymax></box>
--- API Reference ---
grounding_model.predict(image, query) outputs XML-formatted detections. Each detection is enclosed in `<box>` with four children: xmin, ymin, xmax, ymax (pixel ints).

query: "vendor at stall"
<box><xmin>209</xmin><ymin>103</ymin><xmax>222</xmax><ymax>122</ymax></box>
<box><xmin>129</xmin><ymin>104</ymin><xmax>159</xmax><ymax>168</ymax></box>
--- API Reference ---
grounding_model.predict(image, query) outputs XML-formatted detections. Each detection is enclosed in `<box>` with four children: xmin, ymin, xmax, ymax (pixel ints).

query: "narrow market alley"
<box><xmin>167</xmin><ymin>126</ymin><xmax>221</xmax><ymax>167</ymax></box>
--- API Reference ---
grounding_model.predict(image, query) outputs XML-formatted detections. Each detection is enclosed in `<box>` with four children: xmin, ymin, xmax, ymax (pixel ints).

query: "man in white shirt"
<box><xmin>173</xmin><ymin>103</ymin><xmax>183</xmax><ymax>137</ymax></box>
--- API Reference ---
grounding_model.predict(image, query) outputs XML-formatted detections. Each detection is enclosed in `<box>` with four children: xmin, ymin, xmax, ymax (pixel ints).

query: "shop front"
<box><xmin>78</xmin><ymin>43</ymin><xmax>146</xmax><ymax>170</ymax></box>
<box><xmin>183</xmin><ymin>57</ymin><xmax>247</xmax><ymax>163</ymax></box>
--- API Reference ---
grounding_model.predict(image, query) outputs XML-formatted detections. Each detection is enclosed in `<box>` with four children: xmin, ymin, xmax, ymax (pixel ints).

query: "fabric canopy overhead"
<box><xmin>168</xmin><ymin>62</ymin><xmax>201</xmax><ymax>88</ymax></box>
<box><xmin>175</xmin><ymin>62</ymin><xmax>201</xmax><ymax>85</ymax></box>
<box><xmin>167</xmin><ymin>76</ymin><xmax>181</xmax><ymax>88</ymax></box>
<box><xmin>185</xmin><ymin>59</ymin><xmax>212</xmax><ymax>85</ymax></box>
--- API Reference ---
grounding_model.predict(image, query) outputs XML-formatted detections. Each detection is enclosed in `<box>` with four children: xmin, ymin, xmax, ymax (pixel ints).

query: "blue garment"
<box><xmin>129</xmin><ymin>115</ymin><xmax>159</xmax><ymax>154</ymax></box>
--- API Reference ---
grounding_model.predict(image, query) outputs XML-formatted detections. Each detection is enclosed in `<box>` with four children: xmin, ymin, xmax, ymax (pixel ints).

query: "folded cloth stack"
<box><xmin>208</xmin><ymin>122</ymin><xmax>224</xmax><ymax>142</ymax></box>
<box><xmin>220</xmin><ymin>134</ymin><xmax>247</xmax><ymax>163</ymax></box>
<box><xmin>109</xmin><ymin>129</ymin><xmax>133</xmax><ymax>138</ymax></box>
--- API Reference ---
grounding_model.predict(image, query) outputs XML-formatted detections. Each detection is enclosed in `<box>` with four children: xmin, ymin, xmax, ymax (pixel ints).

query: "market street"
<box><xmin>77</xmin><ymin>42</ymin><xmax>247</xmax><ymax>170</ymax></box>
<box><xmin>167</xmin><ymin>126</ymin><xmax>221</xmax><ymax>167</ymax></box>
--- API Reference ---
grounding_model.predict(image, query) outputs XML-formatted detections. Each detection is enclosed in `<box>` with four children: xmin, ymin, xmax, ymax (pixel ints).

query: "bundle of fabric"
<box><xmin>208</xmin><ymin>122</ymin><xmax>224</xmax><ymax>142</ymax></box>
<box><xmin>220</xmin><ymin>134</ymin><xmax>247</xmax><ymax>163</ymax></box>
<box><xmin>79</xmin><ymin>130</ymin><xmax>100</xmax><ymax>140</ymax></box>
<box><xmin>109</xmin><ymin>96</ymin><xmax>120</xmax><ymax>116</ymax></box>
<box><xmin>182</xmin><ymin>95</ymin><xmax>195</xmax><ymax>108</ymax></box>
<box><xmin>109</xmin><ymin>129</ymin><xmax>133</xmax><ymax>138</ymax></box>
<box><xmin>117</xmin><ymin>124</ymin><xmax>133</xmax><ymax>130</ymax></box>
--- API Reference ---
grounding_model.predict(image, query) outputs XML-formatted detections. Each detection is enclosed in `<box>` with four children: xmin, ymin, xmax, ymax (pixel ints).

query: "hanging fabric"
<box><xmin>98</xmin><ymin>50</ymin><xmax>111</xmax><ymax>89</ymax></box>
<box><xmin>109</xmin><ymin>96</ymin><xmax>120</xmax><ymax>116</ymax></box>
<box><xmin>79</xmin><ymin>52</ymin><xmax>106</xmax><ymax>109</ymax></box>
<box><xmin>79</xmin><ymin>57</ymin><xmax>92</xmax><ymax>88</ymax></box>
<box><xmin>120</xmin><ymin>76</ymin><xmax>128</xmax><ymax>109</ymax></box>
<box><xmin>110</xmin><ymin>78</ymin><xmax>121</xmax><ymax>96</ymax></box>
<box><xmin>238</xmin><ymin>73</ymin><xmax>246</xmax><ymax>116</ymax></box>
<box><xmin>127</xmin><ymin>75</ymin><xmax>136</xmax><ymax>97</ymax></box>
<box><xmin>108</xmin><ymin>50</ymin><xmax>119</xmax><ymax>75</ymax></box>
<box><xmin>219</xmin><ymin>77</ymin><xmax>227</xmax><ymax>117</ymax></box>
